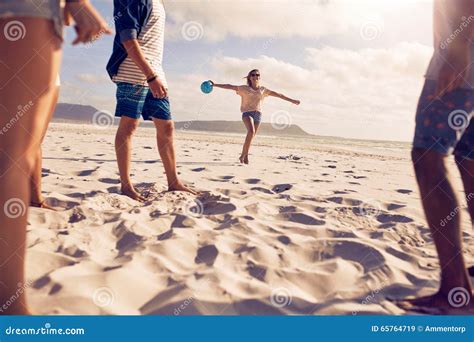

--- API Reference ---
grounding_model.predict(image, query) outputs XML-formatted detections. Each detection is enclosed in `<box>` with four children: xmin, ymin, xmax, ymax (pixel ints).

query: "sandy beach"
<box><xmin>25</xmin><ymin>122</ymin><xmax>474</xmax><ymax>315</ymax></box>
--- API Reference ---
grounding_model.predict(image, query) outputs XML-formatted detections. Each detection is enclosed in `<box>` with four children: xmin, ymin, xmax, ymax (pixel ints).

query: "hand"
<box><xmin>434</xmin><ymin>46</ymin><xmax>470</xmax><ymax>98</ymax></box>
<box><xmin>292</xmin><ymin>99</ymin><xmax>301</xmax><ymax>105</ymax></box>
<box><xmin>149</xmin><ymin>78</ymin><xmax>168</xmax><ymax>98</ymax></box>
<box><xmin>65</xmin><ymin>0</ymin><xmax>112</xmax><ymax>45</ymax></box>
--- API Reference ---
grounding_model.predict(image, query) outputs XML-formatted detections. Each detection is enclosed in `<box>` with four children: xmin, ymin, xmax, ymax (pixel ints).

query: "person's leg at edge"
<box><xmin>241</xmin><ymin>115</ymin><xmax>256</xmax><ymax>164</ymax></box>
<box><xmin>30</xmin><ymin>86</ymin><xmax>59</xmax><ymax>209</ymax></box>
<box><xmin>0</xmin><ymin>18</ymin><xmax>62</xmax><ymax>315</ymax></box>
<box><xmin>406</xmin><ymin>148</ymin><xmax>473</xmax><ymax>310</ymax></box>
<box><xmin>152</xmin><ymin>118</ymin><xmax>196</xmax><ymax>194</ymax></box>
<box><xmin>455</xmin><ymin>153</ymin><xmax>474</xmax><ymax>277</ymax></box>
<box><xmin>115</xmin><ymin>116</ymin><xmax>146</xmax><ymax>201</ymax></box>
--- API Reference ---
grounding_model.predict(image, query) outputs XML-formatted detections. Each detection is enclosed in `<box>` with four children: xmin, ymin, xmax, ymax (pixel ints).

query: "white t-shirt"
<box><xmin>236</xmin><ymin>85</ymin><xmax>271</xmax><ymax>113</ymax></box>
<box><xmin>425</xmin><ymin>0</ymin><xmax>474</xmax><ymax>88</ymax></box>
<box><xmin>113</xmin><ymin>0</ymin><xmax>168</xmax><ymax>88</ymax></box>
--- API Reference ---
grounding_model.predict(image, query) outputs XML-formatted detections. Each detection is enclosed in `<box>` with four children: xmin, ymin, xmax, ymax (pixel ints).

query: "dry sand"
<box><xmin>26</xmin><ymin>122</ymin><xmax>474</xmax><ymax>315</ymax></box>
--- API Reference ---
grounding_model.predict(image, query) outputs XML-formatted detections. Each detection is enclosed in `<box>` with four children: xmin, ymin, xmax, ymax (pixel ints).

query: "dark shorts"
<box><xmin>413</xmin><ymin>80</ymin><xmax>474</xmax><ymax>159</ymax></box>
<box><xmin>0</xmin><ymin>0</ymin><xmax>64</xmax><ymax>40</ymax></box>
<box><xmin>242</xmin><ymin>111</ymin><xmax>262</xmax><ymax>124</ymax></box>
<box><xmin>115</xmin><ymin>82</ymin><xmax>172</xmax><ymax>121</ymax></box>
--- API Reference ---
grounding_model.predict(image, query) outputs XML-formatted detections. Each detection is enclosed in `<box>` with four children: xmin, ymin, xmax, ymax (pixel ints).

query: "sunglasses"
<box><xmin>250</xmin><ymin>74</ymin><xmax>260</xmax><ymax>77</ymax></box>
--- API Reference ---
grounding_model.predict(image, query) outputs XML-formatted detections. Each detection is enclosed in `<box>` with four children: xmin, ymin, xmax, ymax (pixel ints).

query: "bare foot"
<box><xmin>168</xmin><ymin>181</ymin><xmax>197</xmax><ymax>195</ymax></box>
<box><xmin>30</xmin><ymin>199</ymin><xmax>56</xmax><ymax>211</ymax></box>
<box><xmin>393</xmin><ymin>290</ymin><xmax>474</xmax><ymax>314</ymax></box>
<box><xmin>244</xmin><ymin>155</ymin><xmax>249</xmax><ymax>164</ymax></box>
<box><xmin>239</xmin><ymin>155</ymin><xmax>245</xmax><ymax>164</ymax></box>
<box><xmin>121</xmin><ymin>187</ymin><xmax>146</xmax><ymax>202</ymax></box>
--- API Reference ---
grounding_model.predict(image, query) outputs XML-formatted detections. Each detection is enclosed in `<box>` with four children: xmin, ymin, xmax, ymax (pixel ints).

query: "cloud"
<box><xmin>166</xmin><ymin>0</ymin><xmax>374</xmax><ymax>42</ymax></box>
<box><xmin>77</xmin><ymin>73</ymin><xmax>110</xmax><ymax>84</ymax></box>
<box><xmin>165</xmin><ymin>0</ymin><xmax>429</xmax><ymax>43</ymax></box>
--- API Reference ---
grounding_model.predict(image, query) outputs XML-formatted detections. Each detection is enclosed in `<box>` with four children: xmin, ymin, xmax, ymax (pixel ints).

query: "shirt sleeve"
<box><xmin>114</xmin><ymin>0</ymin><xmax>141</xmax><ymax>43</ymax></box>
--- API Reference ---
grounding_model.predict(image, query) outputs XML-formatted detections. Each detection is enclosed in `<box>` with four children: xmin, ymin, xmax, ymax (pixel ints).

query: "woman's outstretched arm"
<box><xmin>210</xmin><ymin>81</ymin><xmax>239</xmax><ymax>91</ymax></box>
<box><xmin>267</xmin><ymin>89</ymin><xmax>300</xmax><ymax>105</ymax></box>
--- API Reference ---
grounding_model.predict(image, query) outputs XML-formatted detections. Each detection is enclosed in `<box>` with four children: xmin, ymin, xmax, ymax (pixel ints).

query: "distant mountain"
<box><xmin>53</xmin><ymin>103</ymin><xmax>312</xmax><ymax>137</ymax></box>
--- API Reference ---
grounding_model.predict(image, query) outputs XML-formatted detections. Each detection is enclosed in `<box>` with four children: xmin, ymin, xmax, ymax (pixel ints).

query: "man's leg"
<box><xmin>408</xmin><ymin>148</ymin><xmax>472</xmax><ymax>309</ymax></box>
<box><xmin>115</xmin><ymin>116</ymin><xmax>145</xmax><ymax>201</ymax></box>
<box><xmin>152</xmin><ymin>118</ymin><xmax>195</xmax><ymax>194</ymax></box>
<box><xmin>30</xmin><ymin>85</ymin><xmax>59</xmax><ymax>209</ymax></box>
<box><xmin>455</xmin><ymin>155</ymin><xmax>474</xmax><ymax>222</ymax></box>
<box><xmin>241</xmin><ymin>116</ymin><xmax>256</xmax><ymax>164</ymax></box>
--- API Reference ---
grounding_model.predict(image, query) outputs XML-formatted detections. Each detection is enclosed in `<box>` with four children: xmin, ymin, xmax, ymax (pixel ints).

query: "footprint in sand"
<box><xmin>245</xmin><ymin>178</ymin><xmax>261</xmax><ymax>184</ymax></box>
<box><xmin>277</xmin><ymin>235</ymin><xmax>291</xmax><ymax>245</ymax></box>
<box><xmin>272</xmin><ymin>184</ymin><xmax>292</xmax><ymax>193</ymax></box>
<box><xmin>191</xmin><ymin>167</ymin><xmax>206</xmax><ymax>172</ymax></box>
<box><xmin>387</xmin><ymin>203</ymin><xmax>407</xmax><ymax>211</ymax></box>
<box><xmin>281</xmin><ymin>212</ymin><xmax>325</xmax><ymax>225</ymax></box>
<box><xmin>247</xmin><ymin>261</ymin><xmax>267</xmax><ymax>281</ymax></box>
<box><xmin>99</xmin><ymin>178</ymin><xmax>120</xmax><ymax>184</ymax></box>
<box><xmin>251</xmin><ymin>187</ymin><xmax>273</xmax><ymax>194</ymax></box>
<box><xmin>76</xmin><ymin>167</ymin><xmax>99</xmax><ymax>177</ymax></box>
<box><xmin>376</xmin><ymin>213</ymin><xmax>414</xmax><ymax>224</ymax></box>
<box><xmin>397</xmin><ymin>189</ymin><xmax>413</xmax><ymax>195</ymax></box>
<box><xmin>143</xmin><ymin>146</ymin><xmax>153</xmax><ymax>150</ymax></box>
<box><xmin>195</xmin><ymin>245</ymin><xmax>219</xmax><ymax>266</ymax></box>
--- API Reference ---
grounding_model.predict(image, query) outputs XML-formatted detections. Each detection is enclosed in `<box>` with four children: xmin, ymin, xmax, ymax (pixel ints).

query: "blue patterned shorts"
<box><xmin>242</xmin><ymin>111</ymin><xmax>262</xmax><ymax>124</ymax></box>
<box><xmin>413</xmin><ymin>80</ymin><xmax>474</xmax><ymax>159</ymax></box>
<box><xmin>115</xmin><ymin>82</ymin><xmax>172</xmax><ymax>121</ymax></box>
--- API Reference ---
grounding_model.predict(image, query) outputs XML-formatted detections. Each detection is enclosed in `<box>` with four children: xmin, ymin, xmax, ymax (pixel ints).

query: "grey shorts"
<box><xmin>0</xmin><ymin>0</ymin><xmax>64</xmax><ymax>40</ymax></box>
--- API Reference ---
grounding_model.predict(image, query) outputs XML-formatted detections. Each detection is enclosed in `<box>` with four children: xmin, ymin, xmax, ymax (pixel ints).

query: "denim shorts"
<box><xmin>115</xmin><ymin>82</ymin><xmax>172</xmax><ymax>121</ymax></box>
<box><xmin>242</xmin><ymin>111</ymin><xmax>262</xmax><ymax>124</ymax></box>
<box><xmin>413</xmin><ymin>80</ymin><xmax>474</xmax><ymax>159</ymax></box>
<box><xmin>0</xmin><ymin>0</ymin><xmax>64</xmax><ymax>40</ymax></box>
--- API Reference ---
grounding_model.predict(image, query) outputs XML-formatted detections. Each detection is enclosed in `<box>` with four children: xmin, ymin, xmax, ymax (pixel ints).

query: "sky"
<box><xmin>59</xmin><ymin>0</ymin><xmax>436</xmax><ymax>142</ymax></box>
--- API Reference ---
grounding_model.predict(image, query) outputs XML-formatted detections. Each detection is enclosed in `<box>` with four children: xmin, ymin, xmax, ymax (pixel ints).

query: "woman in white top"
<box><xmin>211</xmin><ymin>69</ymin><xmax>300</xmax><ymax>164</ymax></box>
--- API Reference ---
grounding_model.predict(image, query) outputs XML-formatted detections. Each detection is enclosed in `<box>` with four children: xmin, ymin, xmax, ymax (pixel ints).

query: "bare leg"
<box><xmin>30</xmin><ymin>86</ymin><xmax>59</xmax><ymax>210</ymax></box>
<box><xmin>115</xmin><ymin>117</ymin><xmax>145</xmax><ymax>201</ymax></box>
<box><xmin>455</xmin><ymin>155</ymin><xmax>474</xmax><ymax>277</ymax></box>
<box><xmin>152</xmin><ymin>118</ymin><xmax>196</xmax><ymax>194</ymax></box>
<box><xmin>240</xmin><ymin>117</ymin><xmax>256</xmax><ymax>164</ymax></box>
<box><xmin>0</xmin><ymin>18</ymin><xmax>62</xmax><ymax>315</ymax></box>
<box><xmin>399</xmin><ymin>148</ymin><xmax>473</xmax><ymax>311</ymax></box>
